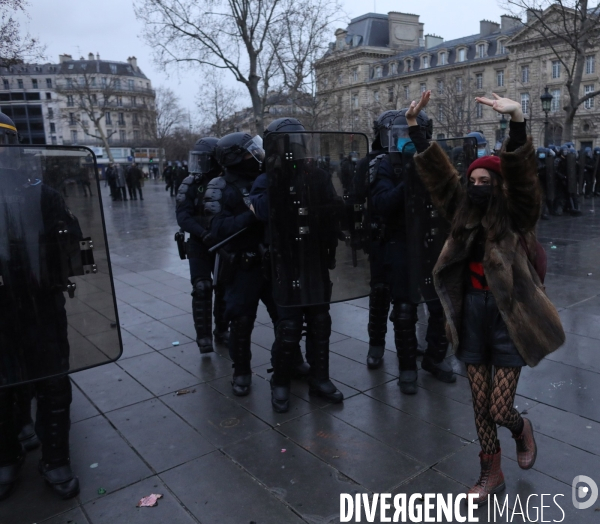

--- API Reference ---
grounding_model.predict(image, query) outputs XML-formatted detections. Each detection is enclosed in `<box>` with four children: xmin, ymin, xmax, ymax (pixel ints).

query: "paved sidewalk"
<box><xmin>2</xmin><ymin>180</ymin><xmax>600</xmax><ymax>524</ymax></box>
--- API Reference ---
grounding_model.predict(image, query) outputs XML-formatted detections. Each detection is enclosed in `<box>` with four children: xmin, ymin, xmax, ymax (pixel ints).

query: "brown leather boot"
<box><xmin>513</xmin><ymin>418</ymin><xmax>537</xmax><ymax>470</ymax></box>
<box><xmin>467</xmin><ymin>445</ymin><xmax>505</xmax><ymax>505</ymax></box>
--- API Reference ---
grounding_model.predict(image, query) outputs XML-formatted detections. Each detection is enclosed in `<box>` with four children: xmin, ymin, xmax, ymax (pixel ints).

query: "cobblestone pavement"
<box><xmin>2</xmin><ymin>180</ymin><xmax>600</xmax><ymax>524</ymax></box>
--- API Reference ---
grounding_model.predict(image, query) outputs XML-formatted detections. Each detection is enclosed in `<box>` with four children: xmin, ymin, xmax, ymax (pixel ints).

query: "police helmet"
<box><xmin>189</xmin><ymin>136</ymin><xmax>219</xmax><ymax>175</ymax></box>
<box><xmin>537</xmin><ymin>147</ymin><xmax>547</xmax><ymax>159</ymax></box>
<box><xmin>372</xmin><ymin>110</ymin><xmax>401</xmax><ymax>150</ymax></box>
<box><xmin>594</xmin><ymin>147</ymin><xmax>600</xmax><ymax>156</ymax></box>
<box><xmin>263</xmin><ymin>118</ymin><xmax>307</xmax><ymax>158</ymax></box>
<box><xmin>585</xmin><ymin>147</ymin><xmax>593</xmax><ymax>159</ymax></box>
<box><xmin>0</xmin><ymin>113</ymin><xmax>19</xmax><ymax>145</ymax></box>
<box><xmin>215</xmin><ymin>132</ymin><xmax>265</xmax><ymax>168</ymax></box>
<box><xmin>264</xmin><ymin>118</ymin><xmax>305</xmax><ymax>139</ymax></box>
<box><xmin>466</xmin><ymin>132</ymin><xmax>489</xmax><ymax>158</ymax></box>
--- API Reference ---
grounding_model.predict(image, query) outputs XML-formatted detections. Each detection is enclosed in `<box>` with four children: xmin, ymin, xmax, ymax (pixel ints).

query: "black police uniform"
<box><xmin>203</xmin><ymin>146</ymin><xmax>277</xmax><ymax>396</ymax></box>
<box><xmin>0</xmin><ymin>174</ymin><xmax>81</xmax><ymax>500</ymax></box>
<box><xmin>176</xmin><ymin>170</ymin><xmax>228</xmax><ymax>353</ymax></box>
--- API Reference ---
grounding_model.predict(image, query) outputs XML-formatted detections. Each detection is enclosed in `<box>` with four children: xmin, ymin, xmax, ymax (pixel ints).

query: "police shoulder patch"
<box><xmin>369</xmin><ymin>154</ymin><xmax>387</xmax><ymax>184</ymax></box>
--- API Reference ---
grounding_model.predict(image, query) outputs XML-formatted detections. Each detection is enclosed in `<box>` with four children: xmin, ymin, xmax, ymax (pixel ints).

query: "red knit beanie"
<box><xmin>466</xmin><ymin>155</ymin><xmax>501</xmax><ymax>178</ymax></box>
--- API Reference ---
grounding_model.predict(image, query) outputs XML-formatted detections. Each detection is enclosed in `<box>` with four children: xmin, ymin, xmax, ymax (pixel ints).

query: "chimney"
<box><xmin>127</xmin><ymin>56</ymin><xmax>138</xmax><ymax>68</ymax></box>
<box><xmin>88</xmin><ymin>52</ymin><xmax>94</xmax><ymax>61</ymax></box>
<box><xmin>501</xmin><ymin>15</ymin><xmax>523</xmax><ymax>33</ymax></box>
<box><xmin>334</xmin><ymin>28</ymin><xmax>348</xmax><ymax>51</ymax></box>
<box><xmin>58</xmin><ymin>54</ymin><xmax>72</xmax><ymax>63</ymax></box>
<box><xmin>96</xmin><ymin>53</ymin><xmax>100</xmax><ymax>60</ymax></box>
<box><xmin>425</xmin><ymin>34</ymin><xmax>443</xmax><ymax>49</ymax></box>
<box><xmin>480</xmin><ymin>20</ymin><xmax>500</xmax><ymax>37</ymax></box>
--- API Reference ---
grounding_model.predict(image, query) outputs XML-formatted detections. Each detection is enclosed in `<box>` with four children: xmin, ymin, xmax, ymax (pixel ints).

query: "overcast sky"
<box><xmin>18</xmin><ymin>0</ymin><xmax>509</xmax><ymax>122</ymax></box>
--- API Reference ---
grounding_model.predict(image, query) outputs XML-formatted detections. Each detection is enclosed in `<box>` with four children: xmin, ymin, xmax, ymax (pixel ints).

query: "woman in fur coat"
<box><xmin>405</xmin><ymin>91</ymin><xmax>565</xmax><ymax>504</ymax></box>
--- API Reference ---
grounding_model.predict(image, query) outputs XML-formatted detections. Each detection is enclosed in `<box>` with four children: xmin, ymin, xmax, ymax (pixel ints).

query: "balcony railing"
<box><xmin>56</xmin><ymin>82</ymin><xmax>155</xmax><ymax>96</ymax></box>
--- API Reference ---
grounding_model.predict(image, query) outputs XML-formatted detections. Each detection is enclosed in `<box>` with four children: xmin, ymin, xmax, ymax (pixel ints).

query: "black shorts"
<box><xmin>455</xmin><ymin>288</ymin><xmax>526</xmax><ymax>368</ymax></box>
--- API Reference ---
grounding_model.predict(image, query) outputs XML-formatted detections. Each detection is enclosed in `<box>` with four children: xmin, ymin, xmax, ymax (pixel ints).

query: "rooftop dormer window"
<box><xmin>439</xmin><ymin>52</ymin><xmax>447</xmax><ymax>66</ymax></box>
<box><xmin>374</xmin><ymin>66</ymin><xmax>382</xmax><ymax>79</ymax></box>
<box><xmin>421</xmin><ymin>55</ymin><xmax>430</xmax><ymax>69</ymax></box>
<box><xmin>477</xmin><ymin>43</ymin><xmax>486</xmax><ymax>59</ymax></box>
<box><xmin>458</xmin><ymin>48</ymin><xmax>466</xmax><ymax>62</ymax></box>
<box><xmin>390</xmin><ymin>62</ymin><xmax>397</xmax><ymax>75</ymax></box>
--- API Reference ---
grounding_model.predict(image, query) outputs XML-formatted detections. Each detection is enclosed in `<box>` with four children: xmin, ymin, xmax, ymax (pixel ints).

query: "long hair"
<box><xmin>451</xmin><ymin>170</ymin><xmax>511</xmax><ymax>244</ymax></box>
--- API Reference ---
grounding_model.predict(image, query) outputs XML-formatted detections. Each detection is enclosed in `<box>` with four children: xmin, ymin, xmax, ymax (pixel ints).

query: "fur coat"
<box><xmin>413</xmin><ymin>138</ymin><xmax>565</xmax><ymax>367</ymax></box>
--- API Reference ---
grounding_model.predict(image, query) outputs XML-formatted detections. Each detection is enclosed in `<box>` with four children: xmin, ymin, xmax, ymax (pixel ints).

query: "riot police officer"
<box><xmin>203</xmin><ymin>132</ymin><xmax>278</xmax><ymax>396</ymax></box>
<box><xmin>594</xmin><ymin>147</ymin><xmax>600</xmax><ymax>197</ymax></box>
<box><xmin>249</xmin><ymin>118</ymin><xmax>343</xmax><ymax>413</ymax></box>
<box><xmin>0</xmin><ymin>113</ymin><xmax>80</xmax><ymax>500</ymax></box>
<box><xmin>176</xmin><ymin>137</ymin><xmax>229</xmax><ymax>354</ymax></box>
<box><xmin>466</xmin><ymin>132</ymin><xmax>489</xmax><ymax>158</ymax></box>
<box><xmin>536</xmin><ymin>147</ymin><xmax>551</xmax><ymax>219</ymax></box>
<box><xmin>369</xmin><ymin>109</ymin><xmax>456</xmax><ymax>394</ymax></box>
<box><xmin>583</xmin><ymin>147</ymin><xmax>595</xmax><ymax>198</ymax></box>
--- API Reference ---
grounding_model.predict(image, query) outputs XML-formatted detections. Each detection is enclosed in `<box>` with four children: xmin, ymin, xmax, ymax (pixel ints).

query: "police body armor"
<box><xmin>399</xmin><ymin>136</ymin><xmax>477</xmax><ymax>303</ymax></box>
<box><xmin>0</xmin><ymin>146</ymin><xmax>121</xmax><ymax>388</ymax></box>
<box><xmin>265</xmin><ymin>131</ymin><xmax>371</xmax><ymax>307</ymax></box>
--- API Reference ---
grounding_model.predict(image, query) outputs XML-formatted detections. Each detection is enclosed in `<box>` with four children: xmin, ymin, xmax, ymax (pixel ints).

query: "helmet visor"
<box><xmin>188</xmin><ymin>151</ymin><xmax>215</xmax><ymax>174</ymax></box>
<box><xmin>388</xmin><ymin>125</ymin><xmax>411</xmax><ymax>152</ymax></box>
<box><xmin>244</xmin><ymin>136</ymin><xmax>265</xmax><ymax>164</ymax></box>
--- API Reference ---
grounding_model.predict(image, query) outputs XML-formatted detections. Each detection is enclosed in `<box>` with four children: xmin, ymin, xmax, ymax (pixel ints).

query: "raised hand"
<box><xmin>405</xmin><ymin>90</ymin><xmax>431</xmax><ymax>124</ymax></box>
<box><xmin>475</xmin><ymin>93</ymin><xmax>524</xmax><ymax>122</ymax></box>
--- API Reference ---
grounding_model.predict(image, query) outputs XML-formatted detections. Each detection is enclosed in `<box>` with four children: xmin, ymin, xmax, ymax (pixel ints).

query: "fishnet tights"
<box><xmin>466</xmin><ymin>364</ymin><xmax>523</xmax><ymax>455</ymax></box>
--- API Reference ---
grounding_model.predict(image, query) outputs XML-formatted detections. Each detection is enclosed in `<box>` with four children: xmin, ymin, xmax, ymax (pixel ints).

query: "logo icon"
<box><xmin>572</xmin><ymin>475</ymin><xmax>598</xmax><ymax>510</ymax></box>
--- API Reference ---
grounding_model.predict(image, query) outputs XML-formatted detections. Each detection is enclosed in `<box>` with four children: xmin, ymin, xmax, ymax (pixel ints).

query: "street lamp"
<box><xmin>540</xmin><ymin>86</ymin><xmax>553</xmax><ymax>147</ymax></box>
<box><xmin>500</xmin><ymin>114</ymin><xmax>507</xmax><ymax>139</ymax></box>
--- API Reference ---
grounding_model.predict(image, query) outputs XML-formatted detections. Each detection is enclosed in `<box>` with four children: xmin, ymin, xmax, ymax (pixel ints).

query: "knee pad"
<box><xmin>275</xmin><ymin>318</ymin><xmax>303</xmax><ymax>345</ymax></box>
<box><xmin>370</xmin><ymin>283</ymin><xmax>391</xmax><ymax>310</ymax></box>
<box><xmin>390</xmin><ymin>303</ymin><xmax>417</xmax><ymax>328</ymax></box>
<box><xmin>305</xmin><ymin>311</ymin><xmax>331</xmax><ymax>339</ymax></box>
<box><xmin>192</xmin><ymin>279</ymin><xmax>212</xmax><ymax>299</ymax></box>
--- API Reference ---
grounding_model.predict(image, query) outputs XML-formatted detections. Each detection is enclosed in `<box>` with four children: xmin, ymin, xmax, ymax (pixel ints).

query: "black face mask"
<box><xmin>467</xmin><ymin>184</ymin><xmax>492</xmax><ymax>209</ymax></box>
<box><xmin>236</xmin><ymin>157</ymin><xmax>261</xmax><ymax>176</ymax></box>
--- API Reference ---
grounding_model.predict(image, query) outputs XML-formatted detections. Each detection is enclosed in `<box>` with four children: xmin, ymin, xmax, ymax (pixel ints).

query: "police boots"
<box><xmin>213</xmin><ymin>285</ymin><xmax>230</xmax><ymax>345</ymax></box>
<box><xmin>392</xmin><ymin>303</ymin><xmax>419</xmax><ymax>395</ymax></box>
<box><xmin>367</xmin><ymin>284</ymin><xmax>391</xmax><ymax>369</ymax></box>
<box><xmin>420</xmin><ymin>305</ymin><xmax>456</xmax><ymax>384</ymax></box>
<box><xmin>305</xmin><ymin>311</ymin><xmax>343</xmax><ymax>403</ymax></box>
<box><xmin>36</xmin><ymin>377</ymin><xmax>80</xmax><ymax>500</ymax></box>
<box><xmin>0</xmin><ymin>389</ymin><xmax>24</xmax><ymax>501</ymax></box>
<box><xmin>271</xmin><ymin>319</ymin><xmax>303</xmax><ymax>413</ymax></box>
<box><xmin>192</xmin><ymin>279</ymin><xmax>214</xmax><ymax>354</ymax></box>
<box><xmin>228</xmin><ymin>316</ymin><xmax>255</xmax><ymax>396</ymax></box>
<box><xmin>15</xmin><ymin>385</ymin><xmax>40</xmax><ymax>451</ymax></box>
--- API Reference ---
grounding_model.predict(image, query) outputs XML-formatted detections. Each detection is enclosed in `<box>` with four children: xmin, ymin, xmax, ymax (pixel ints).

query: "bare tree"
<box><xmin>162</xmin><ymin>126</ymin><xmax>201</xmax><ymax>161</ymax></box>
<box><xmin>134</xmin><ymin>0</ymin><xmax>289</xmax><ymax>134</ymax></box>
<box><xmin>504</xmin><ymin>0</ymin><xmax>600</xmax><ymax>141</ymax></box>
<box><xmin>433</xmin><ymin>74</ymin><xmax>478</xmax><ymax>138</ymax></box>
<box><xmin>55</xmin><ymin>70</ymin><xmax>119</xmax><ymax>162</ymax></box>
<box><xmin>152</xmin><ymin>86</ymin><xmax>187</xmax><ymax>145</ymax></box>
<box><xmin>196</xmin><ymin>72</ymin><xmax>241</xmax><ymax>136</ymax></box>
<box><xmin>0</xmin><ymin>0</ymin><xmax>44</xmax><ymax>67</ymax></box>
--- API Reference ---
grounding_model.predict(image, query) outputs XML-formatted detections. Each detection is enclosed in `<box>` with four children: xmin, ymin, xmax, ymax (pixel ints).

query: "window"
<box><xmin>91</xmin><ymin>94</ymin><xmax>97</xmax><ymax>105</ymax></box>
<box><xmin>438</xmin><ymin>105</ymin><xmax>443</xmax><ymax>121</ymax></box>
<box><xmin>69</xmin><ymin>113</ymin><xmax>76</xmax><ymax>125</ymax></box>
<box><xmin>50</xmin><ymin>122</ymin><xmax>56</xmax><ymax>133</ymax></box>
<box><xmin>552</xmin><ymin>60</ymin><xmax>561</xmax><ymax>79</ymax></box>
<box><xmin>390</xmin><ymin>63</ymin><xmax>397</xmax><ymax>75</ymax></box>
<box><xmin>128</xmin><ymin>79</ymin><xmax>134</xmax><ymax>90</ymax></box>
<box><xmin>17</xmin><ymin>79</ymin><xmax>23</xmax><ymax>89</ymax></box>
<box><xmin>521</xmin><ymin>93</ymin><xmax>530</xmax><ymax>114</ymax></box>
<box><xmin>3</xmin><ymin>79</ymin><xmax>8</xmax><ymax>89</ymax></box>
<box><xmin>132</xmin><ymin>96</ymin><xmax>137</xmax><ymax>106</ymax></box>
<box><xmin>71</xmin><ymin>130</ymin><xmax>78</xmax><ymax>142</ymax></box>
<box><xmin>586</xmin><ymin>55</ymin><xmax>595</xmax><ymax>75</ymax></box>
<box><xmin>496</xmin><ymin>70</ymin><xmax>504</xmax><ymax>87</ymax></box>
<box><xmin>107</xmin><ymin>130</ymin><xmax>113</xmax><ymax>142</ymax></box>
<box><xmin>403</xmin><ymin>85</ymin><xmax>410</xmax><ymax>99</ymax></box>
<box><xmin>146</xmin><ymin>82</ymin><xmax>150</xmax><ymax>89</ymax></box>
<box><xmin>458</xmin><ymin>48</ymin><xmax>466</xmax><ymax>62</ymax></box>
<box><xmin>422</xmin><ymin>56</ymin><xmax>429</xmax><ymax>69</ymax></box>
<box><xmin>476</xmin><ymin>73</ymin><xmax>483</xmax><ymax>89</ymax></box>
<box><xmin>374</xmin><ymin>66</ymin><xmax>382</xmax><ymax>78</ymax></box>
<box><xmin>117</xmin><ymin>96</ymin><xmax>123</xmax><ymax>106</ymax></box>
<box><xmin>110</xmin><ymin>64</ymin><xmax>117</xmax><ymax>74</ymax></box>
<box><xmin>66</xmin><ymin>78</ymin><xmax>72</xmax><ymax>88</ymax></box>
<box><xmin>32</xmin><ymin>79</ymin><xmax>38</xmax><ymax>89</ymax></box>
<box><xmin>119</xmin><ymin>130</ymin><xmax>126</xmax><ymax>142</ymax></box>
<box><xmin>67</xmin><ymin>95</ymin><xmax>74</xmax><ymax>107</ymax></box>
<box><xmin>476</xmin><ymin>103</ymin><xmax>483</xmax><ymax>119</ymax></box>
<box><xmin>352</xmin><ymin>94</ymin><xmax>359</xmax><ymax>109</ymax></box>
<box><xmin>48</xmin><ymin>107</ymin><xmax>54</xmax><ymax>119</ymax></box>
<box><xmin>105</xmin><ymin>112</ymin><xmax>112</xmax><ymax>125</ymax></box>
<box><xmin>133</xmin><ymin>130</ymin><xmax>140</xmax><ymax>140</ymax></box>
<box><xmin>551</xmin><ymin>89</ymin><xmax>561</xmax><ymax>112</ymax></box>
<box><xmin>521</xmin><ymin>66</ymin><xmax>529</xmax><ymax>84</ymax></box>
<box><xmin>373</xmin><ymin>90</ymin><xmax>380</xmax><ymax>103</ymax></box>
<box><xmin>405</xmin><ymin>60</ymin><xmax>412</xmax><ymax>72</ymax></box>
<box><xmin>499</xmin><ymin>40</ymin><xmax>507</xmax><ymax>54</ymax></box>
<box><xmin>51</xmin><ymin>136</ymin><xmax>57</xmax><ymax>145</ymax></box>
<box><xmin>456</xmin><ymin>77</ymin><xmax>463</xmax><ymax>93</ymax></box>
<box><xmin>46</xmin><ymin>78</ymin><xmax>52</xmax><ymax>88</ymax></box>
<box><xmin>420</xmin><ymin>83</ymin><xmax>426</xmax><ymax>94</ymax></box>
<box><xmin>388</xmin><ymin>87</ymin><xmax>394</xmax><ymax>103</ymax></box>
<box><xmin>351</xmin><ymin>69</ymin><xmax>358</xmax><ymax>82</ymax></box>
<box><xmin>477</xmin><ymin>44</ymin><xmax>485</xmax><ymax>58</ymax></box>
<box><xmin>101</xmin><ymin>77</ymin><xmax>107</xmax><ymax>87</ymax></box>
<box><xmin>91</xmin><ymin>77</ymin><xmax>96</xmax><ymax>87</ymax></box>
<box><xmin>439</xmin><ymin>52</ymin><xmax>447</xmax><ymax>66</ymax></box>
<box><xmin>584</xmin><ymin>84</ymin><xmax>595</xmax><ymax>109</ymax></box>
<box><xmin>437</xmin><ymin>80</ymin><xmax>444</xmax><ymax>95</ymax></box>
<box><xmin>132</xmin><ymin>113</ymin><xmax>139</xmax><ymax>124</ymax></box>
<box><xmin>45</xmin><ymin>92</ymin><xmax>51</xmax><ymax>100</ymax></box>
<box><xmin>115</xmin><ymin>79</ymin><xmax>121</xmax><ymax>89</ymax></box>
<box><xmin>118</xmin><ymin>112</ymin><xmax>125</xmax><ymax>124</ymax></box>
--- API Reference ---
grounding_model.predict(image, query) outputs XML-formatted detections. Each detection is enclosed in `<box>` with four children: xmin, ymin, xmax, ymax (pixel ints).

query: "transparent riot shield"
<box><xmin>577</xmin><ymin>151</ymin><xmax>586</xmax><ymax>194</ymax></box>
<box><xmin>0</xmin><ymin>145</ymin><xmax>122</xmax><ymax>388</ymax></box>
<box><xmin>566</xmin><ymin>151</ymin><xmax>578</xmax><ymax>195</ymax></box>
<box><xmin>402</xmin><ymin>137</ymin><xmax>477</xmax><ymax>303</ymax></box>
<box><xmin>545</xmin><ymin>155</ymin><xmax>556</xmax><ymax>203</ymax></box>
<box><xmin>265</xmin><ymin>132</ymin><xmax>371</xmax><ymax>307</ymax></box>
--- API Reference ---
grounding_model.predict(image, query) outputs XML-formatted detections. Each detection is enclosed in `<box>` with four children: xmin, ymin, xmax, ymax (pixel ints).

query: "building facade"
<box><xmin>0</xmin><ymin>54</ymin><xmax>156</xmax><ymax>148</ymax></box>
<box><xmin>316</xmin><ymin>10</ymin><xmax>600</xmax><ymax>149</ymax></box>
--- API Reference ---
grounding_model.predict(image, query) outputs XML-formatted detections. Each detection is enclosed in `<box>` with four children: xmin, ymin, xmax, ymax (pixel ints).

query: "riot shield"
<box><xmin>577</xmin><ymin>150</ymin><xmax>586</xmax><ymax>194</ymax></box>
<box><xmin>545</xmin><ymin>155</ymin><xmax>556</xmax><ymax>203</ymax></box>
<box><xmin>402</xmin><ymin>137</ymin><xmax>477</xmax><ymax>303</ymax></box>
<box><xmin>566</xmin><ymin>151</ymin><xmax>578</xmax><ymax>195</ymax></box>
<box><xmin>265</xmin><ymin>132</ymin><xmax>371</xmax><ymax>307</ymax></box>
<box><xmin>0</xmin><ymin>145</ymin><xmax>122</xmax><ymax>388</ymax></box>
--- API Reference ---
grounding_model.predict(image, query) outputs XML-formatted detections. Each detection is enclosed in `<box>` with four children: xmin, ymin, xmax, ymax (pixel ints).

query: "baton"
<box><xmin>208</xmin><ymin>227</ymin><xmax>248</xmax><ymax>253</ymax></box>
